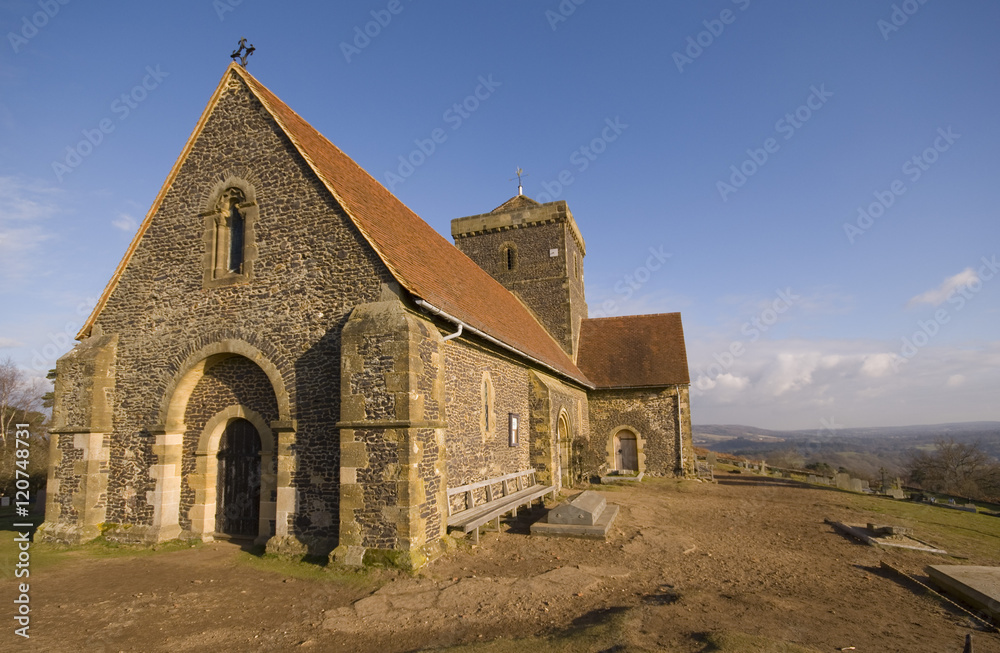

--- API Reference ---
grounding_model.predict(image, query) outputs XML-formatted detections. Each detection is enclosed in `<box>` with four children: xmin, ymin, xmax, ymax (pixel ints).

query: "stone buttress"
<box><xmin>333</xmin><ymin>299</ymin><xmax>449</xmax><ymax>569</ymax></box>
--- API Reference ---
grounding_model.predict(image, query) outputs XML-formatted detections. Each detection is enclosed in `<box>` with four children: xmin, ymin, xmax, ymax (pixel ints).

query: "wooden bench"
<box><xmin>447</xmin><ymin>469</ymin><xmax>555</xmax><ymax>543</ymax></box>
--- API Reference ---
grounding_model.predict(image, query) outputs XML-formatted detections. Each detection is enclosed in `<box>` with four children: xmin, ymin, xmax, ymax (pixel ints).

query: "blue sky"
<box><xmin>1</xmin><ymin>1</ymin><xmax>998</xmax><ymax>429</ymax></box>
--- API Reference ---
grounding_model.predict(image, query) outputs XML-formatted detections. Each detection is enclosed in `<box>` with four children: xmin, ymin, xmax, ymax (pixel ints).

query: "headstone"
<box><xmin>706</xmin><ymin>451</ymin><xmax>717</xmax><ymax>467</ymax></box>
<box><xmin>834</xmin><ymin>473</ymin><xmax>852</xmax><ymax>490</ymax></box>
<box><xmin>886</xmin><ymin>488</ymin><xmax>904</xmax><ymax>499</ymax></box>
<box><xmin>850</xmin><ymin>478</ymin><xmax>864</xmax><ymax>493</ymax></box>
<box><xmin>0</xmin><ymin>496</ymin><xmax>8</xmax><ymax>507</ymax></box>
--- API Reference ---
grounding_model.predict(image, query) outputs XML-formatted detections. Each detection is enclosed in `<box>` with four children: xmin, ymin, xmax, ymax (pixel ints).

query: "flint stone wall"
<box><xmin>49</xmin><ymin>76</ymin><xmax>393</xmax><ymax>552</ymax></box>
<box><xmin>585</xmin><ymin>386</ymin><xmax>690</xmax><ymax>477</ymax></box>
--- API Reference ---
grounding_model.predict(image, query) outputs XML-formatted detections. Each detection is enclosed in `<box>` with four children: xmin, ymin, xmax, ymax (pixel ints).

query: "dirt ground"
<box><xmin>6</xmin><ymin>475</ymin><xmax>1000</xmax><ymax>652</ymax></box>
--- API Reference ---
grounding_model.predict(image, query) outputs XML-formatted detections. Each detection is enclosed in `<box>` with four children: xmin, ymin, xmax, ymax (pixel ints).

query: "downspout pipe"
<box><xmin>414</xmin><ymin>299</ymin><xmax>592</xmax><ymax>390</ymax></box>
<box><xmin>441</xmin><ymin>322</ymin><xmax>463</xmax><ymax>341</ymax></box>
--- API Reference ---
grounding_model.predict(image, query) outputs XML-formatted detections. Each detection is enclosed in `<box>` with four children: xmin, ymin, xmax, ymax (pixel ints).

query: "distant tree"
<box><xmin>0</xmin><ymin>410</ymin><xmax>49</xmax><ymax>496</ymax></box>
<box><xmin>0</xmin><ymin>357</ymin><xmax>43</xmax><ymax>445</ymax></box>
<box><xmin>41</xmin><ymin>368</ymin><xmax>56</xmax><ymax>410</ymax></box>
<box><xmin>906</xmin><ymin>439</ymin><xmax>1000</xmax><ymax>502</ymax></box>
<box><xmin>766</xmin><ymin>448</ymin><xmax>804</xmax><ymax>470</ymax></box>
<box><xmin>805</xmin><ymin>461</ymin><xmax>835</xmax><ymax>476</ymax></box>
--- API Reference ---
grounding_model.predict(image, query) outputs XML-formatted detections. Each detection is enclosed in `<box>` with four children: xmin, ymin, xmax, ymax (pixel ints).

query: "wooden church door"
<box><xmin>216</xmin><ymin>418</ymin><xmax>261</xmax><ymax>537</ymax></box>
<box><xmin>616</xmin><ymin>431</ymin><xmax>638</xmax><ymax>472</ymax></box>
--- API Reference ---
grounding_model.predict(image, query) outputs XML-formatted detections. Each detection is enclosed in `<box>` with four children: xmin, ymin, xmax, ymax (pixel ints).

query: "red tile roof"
<box><xmin>230</xmin><ymin>68</ymin><xmax>591</xmax><ymax>385</ymax></box>
<box><xmin>577</xmin><ymin>314</ymin><xmax>690</xmax><ymax>388</ymax></box>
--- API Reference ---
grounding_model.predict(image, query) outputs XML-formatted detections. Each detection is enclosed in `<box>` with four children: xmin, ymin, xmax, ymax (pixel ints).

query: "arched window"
<box><xmin>227</xmin><ymin>201</ymin><xmax>245</xmax><ymax>273</ymax></box>
<box><xmin>480</xmin><ymin>372</ymin><xmax>494</xmax><ymax>439</ymax></box>
<box><xmin>214</xmin><ymin>187</ymin><xmax>246</xmax><ymax>275</ymax></box>
<box><xmin>499</xmin><ymin>243</ymin><xmax>517</xmax><ymax>272</ymax></box>
<box><xmin>203</xmin><ymin>181</ymin><xmax>257</xmax><ymax>288</ymax></box>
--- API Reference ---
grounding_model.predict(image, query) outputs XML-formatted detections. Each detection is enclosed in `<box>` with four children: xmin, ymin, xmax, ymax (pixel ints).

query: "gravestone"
<box><xmin>531</xmin><ymin>491</ymin><xmax>619</xmax><ymax>539</ymax></box>
<box><xmin>927</xmin><ymin>566</ymin><xmax>1000</xmax><ymax>622</ymax></box>
<box><xmin>706</xmin><ymin>451</ymin><xmax>717</xmax><ymax>467</ymax></box>
<box><xmin>549</xmin><ymin>491</ymin><xmax>606</xmax><ymax>526</ymax></box>
<box><xmin>0</xmin><ymin>497</ymin><xmax>8</xmax><ymax>507</ymax></box>
<box><xmin>834</xmin><ymin>473</ymin><xmax>852</xmax><ymax>490</ymax></box>
<box><xmin>849</xmin><ymin>478</ymin><xmax>864</xmax><ymax>493</ymax></box>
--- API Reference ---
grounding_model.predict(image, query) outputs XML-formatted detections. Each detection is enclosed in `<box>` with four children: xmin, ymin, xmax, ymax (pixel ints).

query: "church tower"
<box><xmin>451</xmin><ymin>196</ymin><xmax>588</xmax><ymax>359</ymax></box>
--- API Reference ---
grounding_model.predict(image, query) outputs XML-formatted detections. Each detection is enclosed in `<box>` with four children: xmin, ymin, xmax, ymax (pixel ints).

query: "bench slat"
<box><xmin>447</xmin><ymin>485</ymin><xmax>553</xmax><ymax>531</ymax></box>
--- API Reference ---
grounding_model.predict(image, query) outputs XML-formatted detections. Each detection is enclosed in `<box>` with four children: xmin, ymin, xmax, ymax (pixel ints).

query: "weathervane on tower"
<box><xmin>509</xmin><ymin>167</ymin><xmax>528</xmax><ymax>196</ymax></box>
<box><xmin>231</xmin><ymin>38</ymin><xmax>255</xmax><ymax>67</ymax></box>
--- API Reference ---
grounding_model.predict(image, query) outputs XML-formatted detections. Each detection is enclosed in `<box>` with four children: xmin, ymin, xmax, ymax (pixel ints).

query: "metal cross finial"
<box><xmin>509</xmin><ymin>167</ymin><xmax>528</xmax><ymax>196</ymax></box>
<box><xmin>231</xmin><ymin>38</ymin><xmax>255</xmax><ymax>67</ymax></box>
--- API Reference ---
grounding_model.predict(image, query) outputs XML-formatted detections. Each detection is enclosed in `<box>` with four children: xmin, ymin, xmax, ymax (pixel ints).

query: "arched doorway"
<box><xmin>216</xmin><ymin>418</ymin><xmax>262</xmax><ymax>538</ymax></box>
<box><xmin>558</xmin><ymin>413</ymin><xmax>572</xmax><ymax>488</ymax></box>
<box><xmin>615</xmin><ymin>430</ymin><xmax>638</xmax><ymax>473</ymax></box>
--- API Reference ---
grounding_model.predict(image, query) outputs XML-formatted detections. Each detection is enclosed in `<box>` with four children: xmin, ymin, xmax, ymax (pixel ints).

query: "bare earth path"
<box><xmin>6</xmin><ymin>475</ymin><xmax>1000</xmax><ymax>652</ymax></box>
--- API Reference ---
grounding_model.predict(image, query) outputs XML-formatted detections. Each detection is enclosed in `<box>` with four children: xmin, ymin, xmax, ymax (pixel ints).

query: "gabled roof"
<box><xmin>491</xmin><ymin>194</ymin><xmax>540</xmax><ymax>213</ymax></box>
<box><xmin>79</xmin><ymin>64</ymin><xmax>591</xmax><ymax>387</ymax></box>
<box><xmin>576</xmin><ymin>314</ymin><xmax>690</xmax><ymax>388</ymax></box>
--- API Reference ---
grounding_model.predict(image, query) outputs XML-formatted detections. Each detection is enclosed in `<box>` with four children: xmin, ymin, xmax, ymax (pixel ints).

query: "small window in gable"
<box><xmin>203</xmin><ymin>182</ymin><xmax>258</xmax><ymax>289</ymax></box>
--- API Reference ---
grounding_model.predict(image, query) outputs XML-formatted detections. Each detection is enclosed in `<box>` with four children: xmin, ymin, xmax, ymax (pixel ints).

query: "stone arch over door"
<box><xmin>607</xmin><ymin>426</ymin><xmax>646</xmax><ymax>474</ymax></box>
<box><xmin>188</xmin><ymin>405</ymin><xmax>276</xmax><ymax>543</ymax></box>
<box><xmin>159</xmin><ymin>339</ymin><xmax>291</xmax><ymax>431</ymax></box>
<box><xmin>557</xmin><ymin>410</ymin><xmax>572</xmax><ymax>489</ymax></box>
<box><xmin>146</xmin><ymin>340</ymin><xmax>293</xmax><ymax>544</ymax></box>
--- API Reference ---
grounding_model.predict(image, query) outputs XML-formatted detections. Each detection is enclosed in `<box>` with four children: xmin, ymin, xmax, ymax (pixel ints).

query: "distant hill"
<box><xmin>692</xmin><ymin>421</ymin><xmax>1000</xmax><ymax>480</ymax></box>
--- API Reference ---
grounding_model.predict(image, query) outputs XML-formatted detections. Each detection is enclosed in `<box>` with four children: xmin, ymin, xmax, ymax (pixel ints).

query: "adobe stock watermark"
<box><xmin>672</xmin><ymin>0</ymin><xmax>752</xmax><ymax>73</ymax></box>
<box><xmin>843</xmin><ymin>126</ymin><xmax>959</xmax><ymax>244</ymax></box>
<box><xmin>534</xmin><ymin>117</ymin><xmax>628</xmax><ymax>203</ymax></box>
<box><xmin>590</xmin><ymin>246</ymin><xmax>671</xmax><ymax>318</ymax></box>
<box><xmin>213</xmin><ymin>0</ymin><xmax>243</xmax><ymax>21</ymax></box>
<box><xmin>544</xmin><ymin>0</ymin><xmax>586</xmax><ymax>31</ymax></box>
<box><xmin>877</xmin><ymin>0</ymin><xmax>931</xmax><ymax>41</ymax></box>
<box><xmin>382</xmin><ymin>75</ymin><xmax>501</xmax><ymax>192</ymax></box>
<box><xmin>340</xmin><ymin>0</ymin><xmax>413</xmax><ymax>63</ymax></box>
<box><xmin>7</xmin><ymin>0</ymin><xmax>71</xmax><ymax>54</ymax></box>
<box><xmin>51</xmin><ymin>66</ymin><xmax>170</xmax><ymax>182</ymax></box>
<box><xmin>691</xmin><ymin>288</ymin><xmax>800</xmax><ymax>396</ymax></box>
<box><xmin>892</xmin><ymin>256</ymin><xmax>997</xmax><ymax>371</ymax></box>
<box><xmin>716</xmin><ymin>84</ymin><xmax>833</xmax><ymax>202</ymax></box>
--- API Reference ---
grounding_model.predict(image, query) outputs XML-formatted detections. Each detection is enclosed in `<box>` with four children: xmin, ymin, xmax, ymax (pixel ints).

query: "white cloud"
<box><xmin>687</xmin><ymin>337</ymin><xmax>1000</xmax><ymax>429</ymax></box>
<box><xmin>908</xmin><ymin>268</ymin><xmax>979</xmax><ymax>307</ymax></box>
<box><xmin>0</xmin><ymin>337</ymin><xmax>23</xmax><ymax>348</ymax></box>
<box><xmin>111</xmin><ymin>212</ymin><xmax>138</xmax><ymax>232</ymax></box>
<box><xmin>0</xmin><ymin>176</ymin><xmax>59</xmax><ymax>282</ymax></box>
<box><xmin>860</xmin><ymin>353</ymin><xmax>899</xmax><ymax>378</ymax></box>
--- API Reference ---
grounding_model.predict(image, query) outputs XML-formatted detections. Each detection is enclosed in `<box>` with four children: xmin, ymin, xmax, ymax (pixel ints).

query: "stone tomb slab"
<box><xmin>531</xmin><ymin>490</ymin><xmax>618</xmax><ymax>539</ymax></box>
<box><xmin>548</xmin><ymin>491</ymin><xmax>606</xmax><ymax>526</ymax></box>
<box><xmin>927</xmin><ymin>565</ymin><xmax>1000</xmax><ymax>622</ymax></box>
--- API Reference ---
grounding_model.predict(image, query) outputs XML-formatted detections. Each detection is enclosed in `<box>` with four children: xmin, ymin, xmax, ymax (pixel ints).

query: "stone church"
<box><xmin>40</xmin><ymin>63</ymin><xmax>693</xmax><ymax>568</ymax></box>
